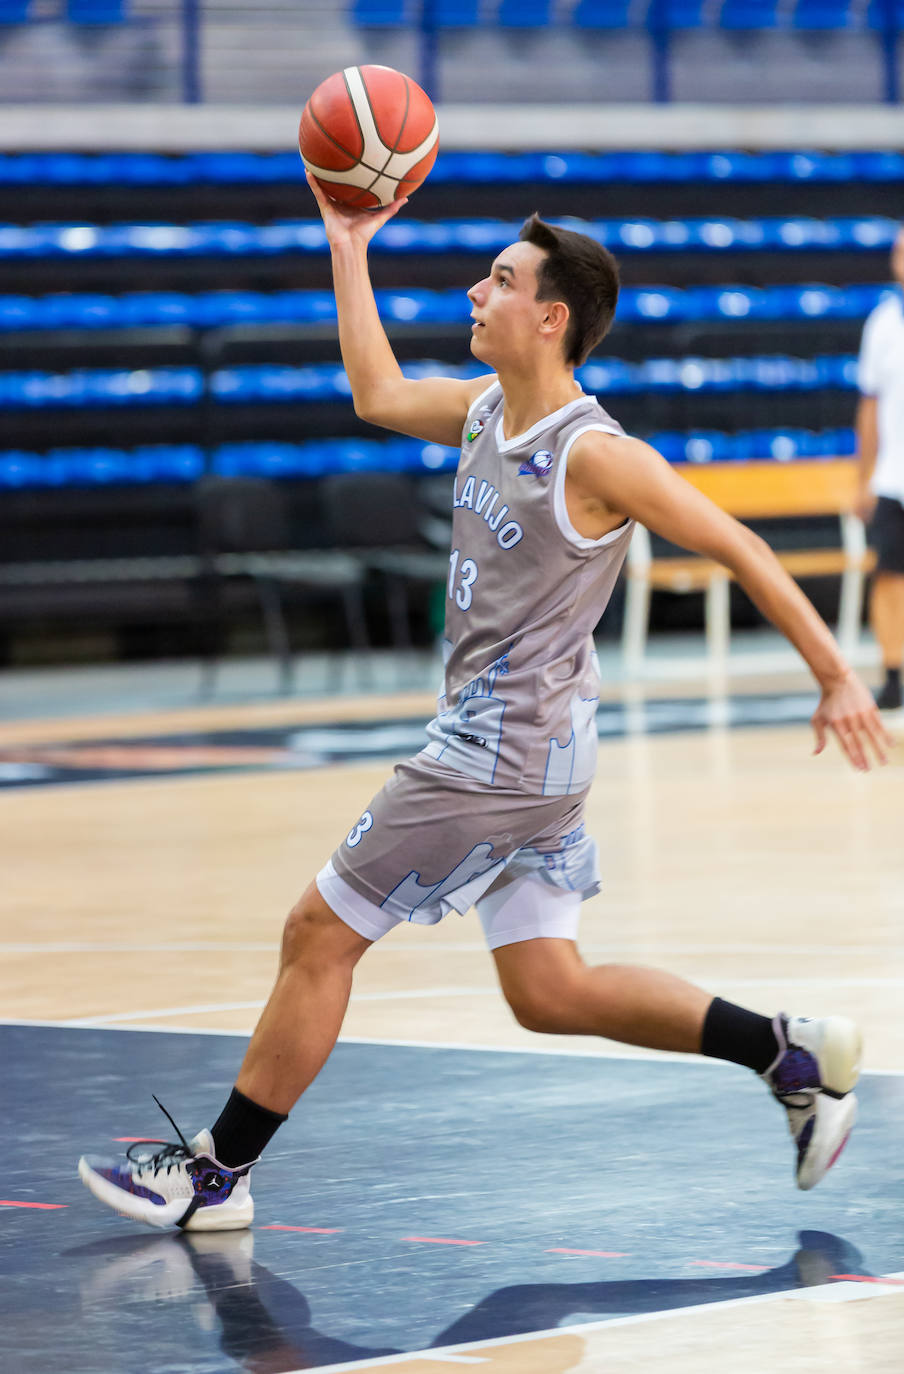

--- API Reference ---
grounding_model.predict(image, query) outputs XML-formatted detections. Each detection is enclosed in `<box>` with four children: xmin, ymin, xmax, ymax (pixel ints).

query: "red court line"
<box><xmin>262</xmin><ymin>1225</ymin><xmax>342</xmax><ymax>1234</ymax></box>
<box><xmin>0</xmin><ymin>1200</ymin><xmax>67</xmax><ymax>1210</ymax></box>
<box><xmin>688</xmin><ymin>1260</ymin><xmax>769</xmax><ymax>1272</ymax></box>
<box><xmin>547</xmin><ymin>1248</ymin><xmax>627</xmax><ymax>1258</ymax></box>
<box><xmin>402</xmin><ymin>1236</ymin><xmax>484</xmax><ymax>1247</ymax></box>
<box><xmin>831</xmin><ymin>1274</ymin><xmax>904</xmax><ymax>1286</ymax></box>
<box><xmin>114</xmin><ymin>1137</ymin><xmax>166</xmax><ymax>1143</ymax></box>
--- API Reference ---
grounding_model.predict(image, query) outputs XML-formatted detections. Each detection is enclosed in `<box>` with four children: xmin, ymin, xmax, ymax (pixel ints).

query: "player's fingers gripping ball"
<box><xmin>299</xmin><ymin>65</ymin><xmax>439</xmax><ymax>209</ymax></box>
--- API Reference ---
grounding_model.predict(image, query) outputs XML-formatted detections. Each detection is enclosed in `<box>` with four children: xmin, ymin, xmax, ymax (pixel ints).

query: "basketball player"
<box><xmin>78</xmin><ymin>178</ymin><xmax>892</xmax><ymax>1232</ymax></box>
<box><xmin>856</xmin><ymin>223</ymin><xmax>904</xmax><ymax>711</ymax></box>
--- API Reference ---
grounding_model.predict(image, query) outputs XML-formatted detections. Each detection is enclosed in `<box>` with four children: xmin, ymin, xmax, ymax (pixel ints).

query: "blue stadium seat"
<box><xmin>0</xmin><ymin>356</ymin><xmax>861</xmax><ymax>408</ymax></box>
<box><xmin>350</xmin><ymin>0</ymin><xmax>409</xmax><ymax>24</ymax></box>
<box><xmin>0</xmin><ymin>214</ymin><xmax>895</xmax><ymax>261</ymax></box>
<box><xmin>572</xmin><ymin>0</ymin><xmax>636</xmax><ymax>27</ymax></box>
<box><xmin>792</xmin><ymin>0</ymin><xmax>856</xmax><ymax>28</ymax></box>
<box><xmin>0</xmin><ymin>367</ymin><xmax>202</xmax><ymax>410</ymax></box>
<box><xmin>720</xmin><ymin>1</ymin><xmax>781</xmax><ymax>28</ymax></box>
<box><xmin>498</xmin><ymin>0</ymin><xmax>552</xmax><ymax>25</ymax></box>
<box><xmin>0</xmin><ymin>284</ymin><xmax>891</xmax><ymax>335</ymax></box>
<box><xmin>0</xmin><ymin>2</ymin><xmax>29</xmax><ymax>21</ymax></box>
<box><xmin>434</xmin><ymin>0</ymin><xmax>481</xmax><ymax>24</ymax></box>
<box><xmin>66</xmin><ymin>0</ymin><xmax>127</xmax><ymax>21</ymax></box>
<box><xmin>866</xmin><ymin>0</ymin><xmax>904</xmax><ymax>27</ymax></box>
<box><xmin>0</xmin><ymin>431</ymin><xmax>859</xmax><ymax>490</ymax></box>
<box><xmin>1</xmin><ymin>149</ymin><xmax>904</xmax><ymax>188</ymax></box>
<box><xmin>658</xmin><ymin>0</ymin><xmax>707</xmax><ymax>27</ymax></box>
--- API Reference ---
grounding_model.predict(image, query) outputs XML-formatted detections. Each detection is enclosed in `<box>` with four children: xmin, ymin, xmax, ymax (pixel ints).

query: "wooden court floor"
<box><xmin>2</xmin><ymin>683</ymin><xmax>903</xmax><ymax>1372</ymax></box>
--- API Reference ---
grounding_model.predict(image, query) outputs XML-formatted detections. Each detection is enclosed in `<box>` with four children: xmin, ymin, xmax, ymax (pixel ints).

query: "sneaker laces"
<box><xmin>125</xmin><ymin>1096</ymin><xmax>195</xmax><ymax>1176</ymax></box>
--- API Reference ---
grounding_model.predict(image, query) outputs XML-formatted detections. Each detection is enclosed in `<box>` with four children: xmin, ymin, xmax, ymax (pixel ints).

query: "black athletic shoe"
<box><xmin>875</xmin><ymin>678</ymin><xmax>903</xmax><ymax>711</ymax></box>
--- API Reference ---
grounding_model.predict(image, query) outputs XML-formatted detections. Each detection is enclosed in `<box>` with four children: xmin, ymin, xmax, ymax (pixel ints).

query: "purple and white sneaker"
<box><xmin>78</xmin><ymin>1099</ymin><xmax>255</xmax><ymax>1232</ymax></box>
<box><xmin>762</xmin><ymin>1014</ymin><xmax>862</xmax><ymax>1191</ymax></box>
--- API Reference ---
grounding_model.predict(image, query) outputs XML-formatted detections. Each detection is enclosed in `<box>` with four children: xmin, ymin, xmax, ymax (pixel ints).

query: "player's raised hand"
<box><xmin>305</xmin><ymin>170</ymin><xmax>408</xmax><ymax>249</ymax></box>
<box><xmin>811</xmin><ymin>668</ymin><xmax>894</xmax><ymax>771</ymax></box>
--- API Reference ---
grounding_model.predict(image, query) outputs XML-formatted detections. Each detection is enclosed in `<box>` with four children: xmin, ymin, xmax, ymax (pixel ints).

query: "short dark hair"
<box><xmin>519</xmin><ymin>213</ymin><xmax>619</xmax><ymax>366</ymax></box>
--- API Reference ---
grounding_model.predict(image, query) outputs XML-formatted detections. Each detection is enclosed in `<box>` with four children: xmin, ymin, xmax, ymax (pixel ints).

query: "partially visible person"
<box><xmin>856</xmin><ymin>225</ymin><xmax>904</xmax><ymax>711</ymax></box>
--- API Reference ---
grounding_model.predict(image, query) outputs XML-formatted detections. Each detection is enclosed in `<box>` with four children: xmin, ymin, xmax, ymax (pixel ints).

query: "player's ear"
<box><xmin>539</xmin><ymin>300</ymin><xmax>569</xmax><ymax>341</ymax></box>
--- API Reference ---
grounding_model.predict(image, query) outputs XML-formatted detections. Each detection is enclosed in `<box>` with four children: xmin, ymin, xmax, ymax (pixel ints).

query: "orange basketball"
<box><xmin>299</xmin><ymin>65</ymin><xmax>439</xmax><ymax>210</ymax></box>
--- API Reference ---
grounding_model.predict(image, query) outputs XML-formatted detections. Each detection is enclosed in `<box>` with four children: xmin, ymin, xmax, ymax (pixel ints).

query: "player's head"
<box><xmin>467</xmin><ymin>215</ymin><xmax>619</xmax><ymax>370</ymax></box>
<box><xmin>519</xmin><ymin>214</ymin><xmax>619</xmax><ymax>365</ymax></box>
<box><xmin>892</xmin><ymin>225</ymin><xmax>904</xmax><ymax>287</ymax></box>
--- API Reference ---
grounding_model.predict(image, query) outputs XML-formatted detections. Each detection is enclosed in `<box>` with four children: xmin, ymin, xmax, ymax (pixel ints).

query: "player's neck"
<box><xmin>496</xmin><ymin>366</ymin><xmax>582</xmax><ymax>442</ymax></box>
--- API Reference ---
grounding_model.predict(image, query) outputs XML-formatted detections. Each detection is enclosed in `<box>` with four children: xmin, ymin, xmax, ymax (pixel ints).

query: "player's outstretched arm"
<box><xmin>568</xmin><ymin>431</ymin><xmax>893</xmax><ymax>772</ymax></box>
<box><xmin>306</xmin><ymin>172</ymin><xmax>493</xmax><ymax>445</ymax></box>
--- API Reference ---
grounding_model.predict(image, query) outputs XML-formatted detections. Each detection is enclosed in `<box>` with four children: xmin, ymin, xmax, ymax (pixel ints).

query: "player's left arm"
<box><xmin>568</xmin><ymin>430</ymin><xmax>892</xmax><ymax>771</ymax></box>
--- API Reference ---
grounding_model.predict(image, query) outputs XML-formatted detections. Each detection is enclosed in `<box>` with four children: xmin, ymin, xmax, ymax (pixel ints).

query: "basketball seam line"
<box><xmin>344</xmin><ymin>66</ymin><xmax>388</xmax><ymax>208</ymax></box>
<box><xmin>359</xmin><ymin>67</ymin><xmax>412</xmax><ymax>202</ymax></box>
<box><xmin>392</xmin><ymin>78</ymin><xmax>431</xmax><ymax>188</ymax></box>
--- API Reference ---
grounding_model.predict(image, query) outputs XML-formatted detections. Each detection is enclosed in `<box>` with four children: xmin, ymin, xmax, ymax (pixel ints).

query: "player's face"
<box><xmin>892</xmin><ymin>227</ymin><xmax>904</xmax><ymax>287</ymax></box>
<box><xmin>467</xmin><ymin>241</ymin><xmax>553</xmax><ymax>365</ymax></box>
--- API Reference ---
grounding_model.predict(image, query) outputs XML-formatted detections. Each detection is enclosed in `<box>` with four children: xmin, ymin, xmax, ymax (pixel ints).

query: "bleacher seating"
<box><xmin>0</xmin><ymin>354</ymin><xmax>863</xmax><ymax>412</ymax></box>
<box><xmin>0</xmin><ymin>431</ymin><xmax>859</xmax><ymax>492</ymax></box>
<box><xmin>1</xmin><ymin>149</ymin><xmax>903</xmax><ymax>188</ymax></box>
<box><xmin>0</xmin><ymin>142</ymin><xmax>890</xmax><ymax>659</ymax></box>
<box><xmin>0</xmin><ymin>283</ymin><xmax>889</xmax><ymax>333</ymax></box>
<box><xmin>0</xmin><ymin>213</ymin><xmax>895</xmax><ymax>265</ymax></box>
<box><xmin>345</xmin><ymin>0</ymin><xmax>894</xmax><ymax>28</ymax></box>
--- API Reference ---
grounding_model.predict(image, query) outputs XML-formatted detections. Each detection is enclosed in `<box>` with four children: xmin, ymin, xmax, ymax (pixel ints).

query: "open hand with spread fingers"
<box><xmin>812</xmin><ymin>669</ymin><xmax>895</xmax><ymax>771</ymax></box>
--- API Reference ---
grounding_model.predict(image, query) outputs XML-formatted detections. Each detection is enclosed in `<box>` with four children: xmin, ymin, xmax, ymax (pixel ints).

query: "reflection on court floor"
<box><xmin>3</xmin><ymin>1024</ymin><xmax>903</xmax><ymax>1373</ymax></box>
<box><xmin>0</xmin><ymin>692</ymin><xmax>822</xmax><ymax>789</ymax></box>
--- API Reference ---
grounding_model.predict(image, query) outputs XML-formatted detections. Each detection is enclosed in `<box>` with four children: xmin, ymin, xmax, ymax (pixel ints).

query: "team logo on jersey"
<box><xmin>519</xmin><ymin>449</ymin><xmax>554</xmax><ymax>478</ymax></box>
<box><xmin>466</xmin><ymin>418</ymin><xmax>485</xmax><ymax>442</ymax></box>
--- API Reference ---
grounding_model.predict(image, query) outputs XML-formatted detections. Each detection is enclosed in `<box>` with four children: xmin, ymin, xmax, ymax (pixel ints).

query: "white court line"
<box><xmin>0</xmin><ymin>941</ymin><xmax>277</xmax><ymax>954</ymax></box>
<box><xmin>4</xmin><ymin>940</ymin><xmax>903</xmax><ymax>957</ymax></box>
<box><xmin>56</xmin><ymin>988</ymin><xmax>502</xmax><ymax>1027</ymax></box>
<box><xmin>53</xmin><ymin>975</ymin><xmax>904</xmax><ymax>1028</ymax></box>
<box><xmin>2</xmin><ymin>1017</ymin><xmax>903</xmax><ymax>1075</ymax></box>
<box><xmin>274</xmin><ymin>1272</ymin><xmax>904</xmax><ymax>1374</ymax></box>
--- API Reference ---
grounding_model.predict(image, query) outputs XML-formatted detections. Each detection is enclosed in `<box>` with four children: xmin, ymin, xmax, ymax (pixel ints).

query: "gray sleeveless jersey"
<box><xmin>421</xmin><ymin>381</ymin><xmax>634</xmax><ymax>796</ymax></box>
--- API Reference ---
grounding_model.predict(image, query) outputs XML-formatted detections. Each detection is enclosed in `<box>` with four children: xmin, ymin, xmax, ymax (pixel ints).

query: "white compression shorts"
<box><xmin>317</xmin><ymin>858</ymin><xmax>586</xmax><ymax>951</ymax></box>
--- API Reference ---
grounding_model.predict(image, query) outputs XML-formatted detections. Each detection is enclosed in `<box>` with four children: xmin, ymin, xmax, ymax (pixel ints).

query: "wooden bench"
<box><xmin>621</xmin><ymin>458</ymin><xmax>876</xmax><ymax>673</ymax></box>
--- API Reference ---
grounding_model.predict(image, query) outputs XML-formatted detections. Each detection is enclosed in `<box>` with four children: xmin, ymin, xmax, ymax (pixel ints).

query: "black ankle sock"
<box><xmin>210</xmin><ymin>1088</ymin><xmax>288</xmax><ymax>1168</ymax></box>
<box><xmin>885</xmin><ymin>667</ymin><xmax>901</xmax><ymax>690</ymax></box>
<box><xmin>701</xmin><ymin>997</ymin><xmax>779</xmax><ymax>1075</ymax></box>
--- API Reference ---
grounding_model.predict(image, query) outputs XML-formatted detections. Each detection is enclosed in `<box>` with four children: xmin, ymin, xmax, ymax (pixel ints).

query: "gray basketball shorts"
<box><xmin>317</xmin><ymin>751</ymin><xmax>601</xmax><ymax>950</ymax></box>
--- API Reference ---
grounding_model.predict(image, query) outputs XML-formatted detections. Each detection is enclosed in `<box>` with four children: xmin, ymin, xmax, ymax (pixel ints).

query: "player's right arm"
<box><xmin>306</xmin><ymin>172</ymin><xmax>494</xmax><ymax>445</ymax></box>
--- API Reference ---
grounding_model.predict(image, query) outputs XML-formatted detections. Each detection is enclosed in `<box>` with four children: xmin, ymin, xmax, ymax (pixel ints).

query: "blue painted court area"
<box><xmin>3</xmin><ymin>1025</ymin><xmax>904</xmax><ymax>1373</ymax></box>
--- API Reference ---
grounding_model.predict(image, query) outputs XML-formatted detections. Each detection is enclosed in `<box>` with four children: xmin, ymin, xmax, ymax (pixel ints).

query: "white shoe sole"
<box><xmin>797</xmin><ymin>1092</ymin><xmax>858</xmax><ymax>1191</ymax></box>
<box><xmin>78</xmin><ymin>1157</ymin><xmax>254</xmax><ymax>1232</ymax></box>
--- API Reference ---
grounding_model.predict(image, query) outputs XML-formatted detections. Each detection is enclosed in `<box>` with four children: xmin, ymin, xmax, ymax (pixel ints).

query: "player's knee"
<box><xmin>280</xmin><ymin>886</ymin><xmax>365</xmax><ymax>971</ymax></box>
<box><xmin>503</xmin><ymin>983</ymin><xmax>566</xmax><ymax>1034</ymax></box>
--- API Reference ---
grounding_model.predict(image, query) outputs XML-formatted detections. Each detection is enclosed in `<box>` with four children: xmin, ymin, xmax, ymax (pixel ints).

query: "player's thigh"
<box><xmin>327</xmin><ymin>754</ymin><xmax>584</xmax><ymax>930</ymax></box>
